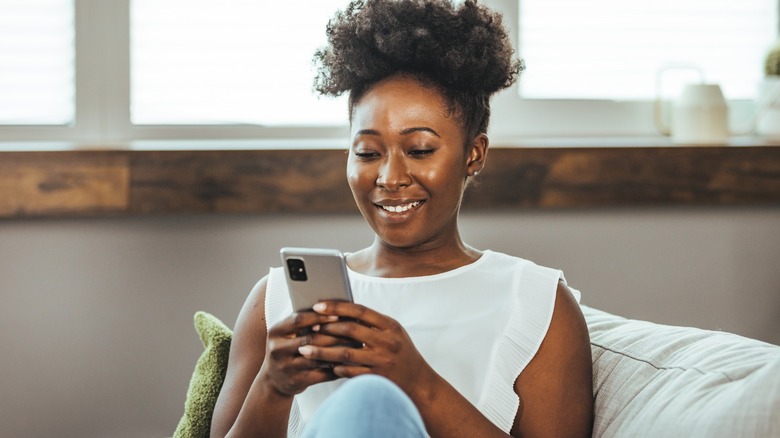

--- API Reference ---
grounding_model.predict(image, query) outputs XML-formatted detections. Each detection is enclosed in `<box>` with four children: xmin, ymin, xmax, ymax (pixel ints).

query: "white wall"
<box><xmin>1</xmin><ymin>208</ymin><xmax>778</xmax><ymax>437</ymax></box>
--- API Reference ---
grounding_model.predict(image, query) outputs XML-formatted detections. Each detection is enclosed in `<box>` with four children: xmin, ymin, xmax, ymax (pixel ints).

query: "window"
<box><xmin>488</xmin><ymin>0</ymin><xmax>779</xmax><ymax>139</ymax></box>
<box><xmin>0</xmin><ymin>0</ymin><xmax>74</xmax><ymax>125</ymax></box>
<box><xmin>517</xmin><ymin>0</ymin><xmax>776</xmax><ymax>100</ymax></box>
<box><xmin>131</xmin><ymin>0</ymin><xmax>347</xmax><ymax>126</ymax></box>
<box><xmin>0</xmin><ymin>0</ymin><xmax>777</xmax><ymax>146</ymax></box>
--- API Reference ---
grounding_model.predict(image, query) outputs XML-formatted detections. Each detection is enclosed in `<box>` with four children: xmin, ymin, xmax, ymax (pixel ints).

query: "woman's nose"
<box><xmin>376</xmin><ymin>154</ymin><xmax>412</xmax><ymax>191</ymax></box>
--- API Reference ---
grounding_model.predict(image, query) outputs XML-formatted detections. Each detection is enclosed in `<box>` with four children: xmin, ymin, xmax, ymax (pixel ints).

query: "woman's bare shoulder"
<box><xmin>228</xmin><ymin>276</ymin><xmax>268</xmax><ymax>362</ymax></box>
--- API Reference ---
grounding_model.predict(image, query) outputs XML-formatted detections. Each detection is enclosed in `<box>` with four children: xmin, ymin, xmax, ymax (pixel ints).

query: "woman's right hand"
<box><xmin>212</xmin><ymin>278</ymin><xmax>361</xmax><ymax>438</ymax></box>
<box><xmin>259</xmin><ymin>310</ymin><xmax>347</xmax><ymax>396</ymax></box>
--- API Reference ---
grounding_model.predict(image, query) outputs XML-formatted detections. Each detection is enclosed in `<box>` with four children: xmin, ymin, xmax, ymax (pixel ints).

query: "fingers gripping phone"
<box><xmin>280</xmin><ymin>247</ymin><xmax>354</xmax><ymax>312</ymax></box>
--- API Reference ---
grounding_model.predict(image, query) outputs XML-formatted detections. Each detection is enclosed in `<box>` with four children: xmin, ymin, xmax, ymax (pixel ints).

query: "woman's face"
<box><xmin>347</xmin><ymin>75</ymin><xmax>485</xmax><ymax>250</ymax></box>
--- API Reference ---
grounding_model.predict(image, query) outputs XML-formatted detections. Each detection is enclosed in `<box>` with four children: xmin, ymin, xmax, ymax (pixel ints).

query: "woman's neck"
<box><xmin>347</xmin><ymin>235</ymin><xmax>482</xmax><ymax>278</ymax></box>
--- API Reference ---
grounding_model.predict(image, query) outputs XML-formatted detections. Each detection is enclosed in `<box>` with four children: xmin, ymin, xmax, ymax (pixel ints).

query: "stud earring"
<box><xmin>472</xmin><ymin>171</ymin><xmax>479</xmax><ymax>177</ymax></box>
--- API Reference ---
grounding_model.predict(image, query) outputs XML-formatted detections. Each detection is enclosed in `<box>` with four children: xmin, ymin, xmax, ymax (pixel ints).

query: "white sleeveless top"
<box><xmin>261</xmin><ymin>250</ymin><xmax>580</xmax><ymax>436</ymax></box>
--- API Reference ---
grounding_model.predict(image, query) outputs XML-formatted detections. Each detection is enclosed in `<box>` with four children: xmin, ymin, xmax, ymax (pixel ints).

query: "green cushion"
<box><xmin>173</xmin><ymin>311</ymin><xmax>232</xmax><ymax>438</ymax></box>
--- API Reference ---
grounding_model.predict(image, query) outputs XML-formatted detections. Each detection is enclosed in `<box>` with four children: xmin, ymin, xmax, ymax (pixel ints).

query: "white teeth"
<box><xmin>381</xmin><ymin>201</ymin><xmax>421</xmax><ymax>213</ymax></box>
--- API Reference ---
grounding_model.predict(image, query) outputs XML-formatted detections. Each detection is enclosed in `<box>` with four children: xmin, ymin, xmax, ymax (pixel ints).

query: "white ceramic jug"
<box><xmin>654</xmin><ymin>65</ymin><xmax>780</xmax><ymax>144</ymax></box>
<box><xmin>655</xmin><ymin>82</ymin><xmax>730</xmax><ymax>145</ymax></box>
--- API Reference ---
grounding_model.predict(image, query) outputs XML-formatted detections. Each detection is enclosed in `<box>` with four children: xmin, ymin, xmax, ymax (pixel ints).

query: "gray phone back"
<box><xmin>280</xmin><ymin>247</ymin><xmax>354</xmax><ymax>311</ymax></box>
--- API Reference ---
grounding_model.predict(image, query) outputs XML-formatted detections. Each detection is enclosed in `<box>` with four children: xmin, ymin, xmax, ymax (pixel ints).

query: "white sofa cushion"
<box><xmin>583</xmin><ymin>305</ymin><xmax>780</xmax><ymax>437</ymax></box>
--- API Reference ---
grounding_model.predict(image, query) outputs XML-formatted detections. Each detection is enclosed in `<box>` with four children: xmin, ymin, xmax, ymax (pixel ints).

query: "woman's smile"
<box><xmin>374</xmin><ymin>200</ymin><xmax>426</xmax><ymax>222</ymax></box>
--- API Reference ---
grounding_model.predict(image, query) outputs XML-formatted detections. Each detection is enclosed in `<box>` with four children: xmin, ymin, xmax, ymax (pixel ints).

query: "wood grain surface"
<box><xmin>130</xmin><ymin>150</ymin><xmax>355</xmax><ymax>214</ymax></box>
<box><xmin>0</xmin><ymin>151</ymin><xmax>129</xmax><ymax>217</ymax></box>
<box><xmin>1</xmin><ymin>145</ymin><xmax>779</xmax><ymax>218</ymax></box>
<box><xmin>464</xmin><ymin>147</ymin><xmax>780</xmax><ymax>209</ymax></box>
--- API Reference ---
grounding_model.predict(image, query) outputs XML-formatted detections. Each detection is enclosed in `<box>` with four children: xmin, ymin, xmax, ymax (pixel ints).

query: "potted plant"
<box><xmin>757</xmin><ymin>40</ymin><xmax>780</xmax><ymax>139</ymax></box>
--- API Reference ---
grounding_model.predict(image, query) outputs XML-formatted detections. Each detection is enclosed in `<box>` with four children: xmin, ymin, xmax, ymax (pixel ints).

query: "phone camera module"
<box><xmin>286</xmin><ymin>258</ymin><xmax>308</xmax><ymax>281</ymax></box>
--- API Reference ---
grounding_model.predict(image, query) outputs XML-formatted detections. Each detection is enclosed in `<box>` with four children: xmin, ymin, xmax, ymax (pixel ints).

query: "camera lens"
<box><xmin>286</xmin><ymin>258</ymin><xmax>307</xmax><ymax>281</ymax></box>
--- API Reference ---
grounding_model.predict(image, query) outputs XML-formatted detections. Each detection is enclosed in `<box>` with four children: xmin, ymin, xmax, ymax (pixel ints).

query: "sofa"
<box><xmin>583</xmin><ymin>306</ymin><xmax>779</xmax><ymax>436</ymax></box>
<box><xmin>173</xmin><ymin>306</ymin><xmax>780</xmax><ymax>437</ymax></box>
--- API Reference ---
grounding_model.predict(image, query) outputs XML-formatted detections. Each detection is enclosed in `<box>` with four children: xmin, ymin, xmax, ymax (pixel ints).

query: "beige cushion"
<box><xmin>583</xmin><ymin>305</ymin><xmax>780</xmax><ymax>437</ymax></box>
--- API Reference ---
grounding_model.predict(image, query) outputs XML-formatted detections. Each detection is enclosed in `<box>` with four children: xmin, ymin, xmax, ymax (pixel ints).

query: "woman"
<box><xmin>211</xmin><ymin>1</ymin><xmax>593</xmax><ymax>436</ymax></box>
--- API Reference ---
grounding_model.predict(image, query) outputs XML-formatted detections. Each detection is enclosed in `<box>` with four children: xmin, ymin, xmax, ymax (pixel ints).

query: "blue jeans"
<box><xmin>301</xmin><ymin>375</ymin><xmax>427</xmax><ymax>438</ymax></box>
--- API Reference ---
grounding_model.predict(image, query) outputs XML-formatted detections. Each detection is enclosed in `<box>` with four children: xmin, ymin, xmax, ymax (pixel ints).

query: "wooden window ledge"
<box><xmin>1</xmin><ymin>143</ymin><xmax>779</xmax><ymax>218</ymax></box>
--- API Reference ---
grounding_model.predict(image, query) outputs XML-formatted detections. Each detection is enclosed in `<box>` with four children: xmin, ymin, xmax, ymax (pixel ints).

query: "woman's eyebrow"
<box><xmin>355</xmin><ymin>129</ymin><xmax>381</xmax><ymax>137</ymax></box>
<box><xmin>354</xmin><ymin>127</ymin><xmax>440</xmax><ymax>137</ymax></box>
<box><xmin>400</xmin><ymin>127</ymin><xmax>440</xmax><ymax>137</ymax></box>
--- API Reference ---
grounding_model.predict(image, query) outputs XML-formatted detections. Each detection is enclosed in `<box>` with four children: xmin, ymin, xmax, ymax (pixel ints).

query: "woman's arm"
<box><xmin>511</xmin><ymin>282</ymin><xmax>594</xmax><ymax>437</ymax></box>
<box><xmin>210</xmin><ymin>277</ymin><xmax>285</xmax><ymax>437</ymax></box>
<box><xmin>211</xmin><ymin>278</ymin><xmax>350</xmax><ymax>437</ymax></box>
<box><xmin>416</xmin><ymin>282</ymin><xmax>593</xmax><ymax>438</ymax></box>
<box><xmin>210</xmin><ymin>277</ymin><xmax>344</xmax><ymax>437</ymax></box>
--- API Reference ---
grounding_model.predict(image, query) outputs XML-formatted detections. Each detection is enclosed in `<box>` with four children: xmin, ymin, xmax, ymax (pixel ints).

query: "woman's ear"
<box><xmin>466</xmin><ymin>133</ymin><xmax>489</xmax><ymax>177</ymax></box>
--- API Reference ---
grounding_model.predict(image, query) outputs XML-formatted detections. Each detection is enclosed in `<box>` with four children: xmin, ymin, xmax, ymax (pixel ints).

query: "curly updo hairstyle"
<box><xmin>313</xmin><ymin>0</ymin><xmax>523</xmax><ymax>144</ymax></box>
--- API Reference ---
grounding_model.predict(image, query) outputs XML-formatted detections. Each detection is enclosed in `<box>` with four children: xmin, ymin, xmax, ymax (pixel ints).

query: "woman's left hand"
<box><xmin>296</xmin><ymin>301</ymin><xmax>433</xmax><ymax>395</ymax></box>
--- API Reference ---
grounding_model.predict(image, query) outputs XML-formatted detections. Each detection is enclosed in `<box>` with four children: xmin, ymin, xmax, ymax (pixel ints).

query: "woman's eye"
<box><xmin>409</xmin><ymin>149</ymin><xmax>434</xmax><ymax>158</ymax></box>
<box><xmin>354</xmin><ymin>150</ymin><xmax>380</xmax><ymax>159</ymax></box>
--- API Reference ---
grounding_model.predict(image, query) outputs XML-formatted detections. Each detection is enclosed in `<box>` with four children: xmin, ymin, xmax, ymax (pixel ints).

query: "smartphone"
<box><xmin>280</xmin><ymin>247</ymin><xmax>354</xmax><ymax>312</ymax></box>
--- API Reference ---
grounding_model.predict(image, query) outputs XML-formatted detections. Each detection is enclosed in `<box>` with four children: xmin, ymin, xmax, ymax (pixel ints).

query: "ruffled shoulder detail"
<box><xmin>476</xmin><ymin>261</ymin><xmax>567</xmax><ymax>432</ymax></box>
<box><xmin>264</xmin><ymin>267</ymin><xmax>293</xmax><ymax>332</ymax></box>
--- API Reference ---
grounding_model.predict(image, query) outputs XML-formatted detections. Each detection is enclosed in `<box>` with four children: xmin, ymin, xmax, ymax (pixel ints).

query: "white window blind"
<box><xmin>518</xmin><ymin>0</ymin><xmax>778</xmax><ymax>100</ymax></box>
<box><xmin>130</xmin><ymin>0</ymin><xmax>349</xmax><ymax>126</ymax></box>
<box><xmin>0</xmin><ymin>0</ymin><xmax>74</xmax><ymax>125</ymax></box>
<box><xmin>0</xmin><ymin>0</ymin><xmax>778</xmax><ymax>141</ymax></box>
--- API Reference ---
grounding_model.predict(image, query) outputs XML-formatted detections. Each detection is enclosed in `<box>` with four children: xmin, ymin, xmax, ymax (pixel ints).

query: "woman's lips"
<box><xmin>373</xmin><ymin>200</ymin><xmax>425</xmax><ymax>222</ymax></box>
<box><xmin>378</xmin><ymin>200</ymin><xmax>422</xmax><ymax>213</ymax></box>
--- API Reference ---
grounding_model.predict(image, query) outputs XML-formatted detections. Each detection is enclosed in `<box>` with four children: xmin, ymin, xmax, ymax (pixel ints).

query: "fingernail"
<box><xmin>298</xmin><ymin>346</ymin><xmax>314</xmax><ymax>357</ymax></box>
<box><xmin>312</xmin><ymin>324</ymin><xmax>320</xmax><ymax>332</ymax></box>
<box><xmin>313</xmin><ymin>303</ymin><xmax>327</xmax><ymax>312</ymax></box>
